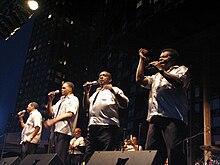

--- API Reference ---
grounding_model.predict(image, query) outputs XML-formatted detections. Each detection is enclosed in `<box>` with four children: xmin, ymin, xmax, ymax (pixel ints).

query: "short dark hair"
<box><xmin>30</xmin><ymin>102</ymin><xmax>39</xmax><ymax>109</ymax></box>
<box><xmin>64</xmin><ymin>81</ymin><xmax>75</xmax><ymax>92</ymax></box>
<box><xmin>161</xmin><ymin>48</ymin><xmax>179</xmax><ymax>59</ymax></box>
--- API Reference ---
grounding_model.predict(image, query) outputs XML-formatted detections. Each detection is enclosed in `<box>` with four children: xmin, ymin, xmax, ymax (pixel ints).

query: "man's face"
<box><xmin>98</xmin><ymin>71</ymin><xmax>112</xmax><ymax>85</ymax></box>
<box><xmin>159</xmin><ymin>51</ymin><xmax>175</xmax><ymax>69</ymax></box>
<box><xmin>74</xmin><ymin>129</ymin><xmax>81</xmax><ymax>138</ymax></box>
<box><xmin>61</xmin><ymin>83</ymin><xmax>72</xmax><ymax>96</ymax></box>
<box><xmin>132</xmin><ymin>137</ymin><xmax>138</xmax><ymax>144</ymax></box>
<box><xmin>27</xmin><ymin>103</ymin><xmax>34</xmax><ymax>113</ymax></box>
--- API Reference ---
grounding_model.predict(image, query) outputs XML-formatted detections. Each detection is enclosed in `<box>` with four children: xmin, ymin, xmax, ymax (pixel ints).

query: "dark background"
<box><xmin>0</xmin><ymin>19</ymin><xmax>34</xmax><ymax>135</ymax></box>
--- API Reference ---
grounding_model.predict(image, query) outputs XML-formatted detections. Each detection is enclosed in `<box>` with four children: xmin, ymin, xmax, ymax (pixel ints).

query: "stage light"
<box><xmin>0</xmin><ymin>0</ymin><xmax>39</xmax><ymax>41</ymax></box>
<box><xmin>27</xmin><ymin>0</ymin><xmax>39</xmax><ymax>11</ymax></box>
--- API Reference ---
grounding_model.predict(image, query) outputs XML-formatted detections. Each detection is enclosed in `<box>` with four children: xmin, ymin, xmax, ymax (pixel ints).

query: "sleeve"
<box><xmin>69</xmin><ymin>138</ymin><xmax>74</xmax><ymax>146</ymax></box>
<box><xmin>67</xmin><ymin>96</ymin><xmax>79</xmax><ymax>115</ymax></box>
<box><xmin>178</xmin><ymin>66</ymin><xmax>190</xmax><ymax>89</ymax></box>
<box><xmin>33</xmin><ymin>111</ymin><xmax>42</xmax><ymax>128</ymax></box>
<box><xmin>113</xmin><ymin>87</ymin><xmax>129</xmax><ymax>109</ymax></box>
<box><xmin>140</xmin><ymin>75</ymin><xmax>153</xmax><ymax>89</ymax></box>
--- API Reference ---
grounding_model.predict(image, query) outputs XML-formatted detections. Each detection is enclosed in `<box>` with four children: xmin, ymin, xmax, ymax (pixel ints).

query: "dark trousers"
<box><xmin>69</xmin><ymin>154</ymin><xmax>83</xmax><ymax>165</ymax></box>
<box><xmin>21</xmin><ymin>142</ymin><xmax>38</xmax><ymax>159</ymax></box>
<box><xmin>145</xmin><ymin>116</ymin><xmax>187</xmax><ymax>165</ymax></box>
<box><xmin>48</xmin><ymin>132</ymin><xmax>71</xmax><ymax>165</ymax></box>
<box><xmin>84</xmin><ymin>125</ymin><xmax>120</xmax><ymax>164</ymax></box>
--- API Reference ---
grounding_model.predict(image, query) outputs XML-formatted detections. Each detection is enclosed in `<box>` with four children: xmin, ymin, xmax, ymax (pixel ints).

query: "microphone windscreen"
<box><xmin>54</xmin><ymin>90</ymin><xmax>60</xmax><ymax>94</ymax></box>
<box><xmin>91</xmin><ymin>81</ymin><xmax>98</xmax><ymax>85</ymax></box>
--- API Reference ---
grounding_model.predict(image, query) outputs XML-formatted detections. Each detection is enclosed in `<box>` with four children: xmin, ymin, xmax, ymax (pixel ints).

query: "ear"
<box><xmin>109</xmin><ymin>78</ymin><xmax>112</xmax><ymax>83</ymax></box>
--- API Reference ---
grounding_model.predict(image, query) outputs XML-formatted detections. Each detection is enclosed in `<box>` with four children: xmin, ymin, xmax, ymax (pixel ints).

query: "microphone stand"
<box><xmin>179</xmin><ymin>130</ymin><xmax>205</xmax><ymax>165</ymax></box>
<box><xmin>120</xmin><ymin>128</ymin><xmax>126</xmax><ymax>152</ymax></box>
<box><xmin>82</xmin><ymin>91</ymin><xmax>89</xmax><ymax>134</ymax></box>
<box><xmin>0</xmin><ymin>133</ymin><xmax>6</xmax><ymax>159</ymax></box>
<box><xmin>138</xmin><ymin>123</ymin><xmax>142</xmax><ymax>151</ymax></box>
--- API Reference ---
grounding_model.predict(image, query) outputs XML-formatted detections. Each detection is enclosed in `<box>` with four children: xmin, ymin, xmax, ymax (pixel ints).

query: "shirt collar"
<box><xmin>60</xmin><ymin>93</ymin><xmax>74</xmax><ymax>100</ymax></box>
<box><xmin>30</xmin><ymin>109</ymin><xmax>37</xmax><ymax>115</ymax></box>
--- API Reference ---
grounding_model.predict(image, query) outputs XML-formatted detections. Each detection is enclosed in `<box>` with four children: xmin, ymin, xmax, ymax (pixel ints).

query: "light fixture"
<box><xmin>27</xmin><ymin>0</ymin><xmax>39</xmax><ymax>11</ymax></box>
<box><xmin>0</xmin><ymin>0</ymin><xmax>39</xmax><ymax>41</ymax></box>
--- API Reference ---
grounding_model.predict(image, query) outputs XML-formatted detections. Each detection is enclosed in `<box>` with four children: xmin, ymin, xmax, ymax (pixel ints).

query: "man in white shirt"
<box><xmin>136</xmin><ymin>48</ymin><xmax>190</xmax><ymax>165</ymax></box>
<box><xmin>68</xmin><ymin>127</ymin><xmax>85</xmax><ymax>165</ymax></box>
<box><xmin>19</xmin><ymin>102</ymin><xmax>42</xmax><ymax>159</ymax></box>
<box><xmin>44</xmin><ymin>81</ymin><xmax>79</xmax><ymax>165</ymax></box>
<box><xmin>83</xmin><ymin>71</ymin><xmax>129</xmax><ymax>164</ymax></box>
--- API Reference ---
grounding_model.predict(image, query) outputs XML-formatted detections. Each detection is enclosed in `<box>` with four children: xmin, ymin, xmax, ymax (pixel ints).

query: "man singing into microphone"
<box><xmin>83</xmin><ymin>71</ymin><xmax>129</xmax><ymax>164</ymax></box>
<box><xmin>136</xmin><ymin>48</ymin><xmax>190</xmax><ymax>165</ymax></box>
<box><xmin>44</xmin><ymin>81</ymin><xmax>79</xmax><ymax>165</ymax></box>
<box><xmin>18</xmin><ymin>102</ymin><xmax>42</xmax><ymax>159</ymax></box>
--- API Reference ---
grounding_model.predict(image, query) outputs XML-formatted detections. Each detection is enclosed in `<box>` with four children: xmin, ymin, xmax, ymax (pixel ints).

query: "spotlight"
<box><xmin>0</xmin><ymin>0</ymin><xmax>39</xmax><ymax>41</ymax></box>
<box><xmin>27</xmin><ymin>0</ymin><xmax>39</xmax><ymax>11</ymax></box>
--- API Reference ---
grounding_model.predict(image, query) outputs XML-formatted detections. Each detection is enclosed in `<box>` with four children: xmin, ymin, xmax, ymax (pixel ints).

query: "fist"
<box><xmin>141</xmin><ymin>49</ymin><xmax>148</xmax><ymax>56</ymax></box>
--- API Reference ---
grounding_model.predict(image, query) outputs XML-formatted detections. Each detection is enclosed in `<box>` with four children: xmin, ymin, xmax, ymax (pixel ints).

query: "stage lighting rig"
<box><xmin>0</xmin><ymin>0</ymin><xmax>39</xmax><ymax>41</ymax></box>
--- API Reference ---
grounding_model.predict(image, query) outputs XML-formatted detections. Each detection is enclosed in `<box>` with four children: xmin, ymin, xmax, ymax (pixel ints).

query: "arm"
<box><xmin>136</xmin><ymin>48</ymin><xmax>150</xmax><ymax>86</ymax></box>
<box><xmin>148</xmin><ymin>61</ymin><xmax>184</xmax><ymax>88</ymax></box>
<box><xmin>104</xmin><ymin>85</ymin><xmax>129</xmax><ymax>108</ymax></box>
<box><xmin>44</xmin><ymin>112</ymin><xmax>73</xmax><ymax>128</ymax></box>
<box><xmin>159</xmin><ymin>69</ymin><xmax>183</xmax><ymax>88</ymax></box>
<box><xmin>47</xmin><ymin>94</ymin><xmax>55</xmax><ymax>116</ymax></box>
<box><xmin>19</xmin><ymin>114</ymin><xmax>25</xmax><ymax>128</ymax></box>
<box><xmin>26</xmin><ymin>126</ymin><xmax>40</xmax><ymax>142</ymax></box>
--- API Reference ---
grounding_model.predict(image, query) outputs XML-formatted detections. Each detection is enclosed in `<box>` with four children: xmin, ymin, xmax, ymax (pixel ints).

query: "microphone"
<box><xmin>145</xmin><ymin>63</ymin><xmax>154</xmax><ymax>70</ymax></box>
<box><xmin>83</xmin><ymin>81</ymin><xmax>98</xmax><ymax>87</ymax></box>
<box><xmin>145</xmin><ymin>61</ymin><xmax>161</xmax><ymax>70</ymax></box>
<box><xmin>48</xmin><ymin>90</ymin><xmax>60</xmax><ymax>96</ymax></box>
<box><xmin>17</xmin><ymin>110</ymin><xmax>26</xmax><ymax>116</ymax></box>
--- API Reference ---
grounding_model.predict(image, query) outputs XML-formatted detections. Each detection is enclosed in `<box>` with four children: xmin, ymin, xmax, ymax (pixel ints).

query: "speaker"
<box><xmin>0</xmin><ymin>156</ymin><xmax>21</xmax><ymax>165</ymax></box>
<box><xmin>19</xmin><ymin>153</ymin><xmax>64</xmax><ymax>165</ymax></box>
<box><xmin>87</xmin><ymin>150</ymin><xmax>157</xmax><ymax>165</ymax></box>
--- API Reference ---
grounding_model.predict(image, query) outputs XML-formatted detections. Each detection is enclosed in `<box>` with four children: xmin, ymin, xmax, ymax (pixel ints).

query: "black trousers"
<box><xmin>69</xmin><ymin>154</ymin><xmax>84</xmax><ymax>165</ymax></box>
<box><xmin>48</xmin><ymin>132</ymin><xmax>71</xmax><ymax>165</ymax></box>
<box><xmin>145</xmin><ymin>116</ymin><xmax>187</xmax><ymax>165</ymax></box>
<box><xmin>84</xmin><ymin>125</ymin><xmax>120</xmax><ymax>164</ymax></box>
<box><xmin>21</xmin><ymin>142</ymin><xmax>38</xmax><ymax>159</ymax></box>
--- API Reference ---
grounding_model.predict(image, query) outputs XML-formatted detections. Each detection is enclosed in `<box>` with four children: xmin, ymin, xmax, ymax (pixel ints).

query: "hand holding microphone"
<box><xmin>83</xmin><ymin>81</ymin><xmax>98</xmax><ymax>87</ymax></box>
<box><xmin>145</xmin><ymin>61</ymin><xmax>162</xmax><ymax>71</ymax></box>
<box><xmin>48</xmin><ymin>90</ymin><xmax>60</xmax><ymax>96</ymax></box>
<box><xmin>17</xmin><ymin>110</ymin><xmax>26</xmax><ymax>116</ymax></box>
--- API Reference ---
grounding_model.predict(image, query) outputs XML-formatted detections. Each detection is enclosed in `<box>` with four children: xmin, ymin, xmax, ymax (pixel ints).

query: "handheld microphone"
<box><xmin>145</xmin><ymin>63</ymin><xmax>154</xmax><ymax>70</ymax></box>
<box><xmin>17</xmin><ymin>110</ymin><xmax>26</xmax><ymax>116</ymax></box>
<box><xmin>48</xmin><ymin>90</ymin><xmax>60</xmax><ymax>96</ymax></box>
<box><xmin>145</xmin><ymin>61</ymin><xmax>161</xmax><ymax>70</ymax></box>
<box><xmin>83</xmin><ymin>81</ymin><xmax>98</xmax><ymax>87</ymax></box>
